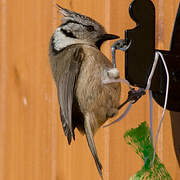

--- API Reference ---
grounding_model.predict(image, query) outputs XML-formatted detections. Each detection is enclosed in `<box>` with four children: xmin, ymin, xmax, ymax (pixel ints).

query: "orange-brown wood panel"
<box><xmin>0</xmin><ymin>0</ymin><xmax>179</xmax><ymax>180</ymax></box>
<box><xmin>0</xmin><ymin>0</ymin><xmax>58</xmax><ymax>180</ymax></box>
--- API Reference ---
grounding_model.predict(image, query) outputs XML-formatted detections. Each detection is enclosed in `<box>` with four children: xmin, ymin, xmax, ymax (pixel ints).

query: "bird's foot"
<box><xmin>112</xmin><ymin>39</ymin><xmax>131</xmax><ymax>52</ymax></box>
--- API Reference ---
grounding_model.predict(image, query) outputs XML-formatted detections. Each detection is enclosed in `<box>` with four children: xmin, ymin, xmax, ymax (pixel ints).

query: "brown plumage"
<box><xmin>49</xmin><ymin>5</ymin><xmax>121</xmax><ymax>178</ymax></box>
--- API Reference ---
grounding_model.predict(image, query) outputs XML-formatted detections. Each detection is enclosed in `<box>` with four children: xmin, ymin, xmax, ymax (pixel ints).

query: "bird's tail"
<box><xmin>84</xmin><ymin>113</ymin><xmax>103</xmax><ymax>179</ymax></box>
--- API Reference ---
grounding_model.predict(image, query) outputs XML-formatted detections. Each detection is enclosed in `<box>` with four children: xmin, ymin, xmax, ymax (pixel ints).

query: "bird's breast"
<box><xmin>75</xmin><ymin>45</ymin><xmax>121</xmax><ymax>132</ymax></box>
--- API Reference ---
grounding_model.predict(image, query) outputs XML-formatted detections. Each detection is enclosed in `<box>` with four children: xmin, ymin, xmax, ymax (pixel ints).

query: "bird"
<box><xmin>49</xmin><ymin>4</ymin><xmax>121</xmax><ymax>178</ymax></box>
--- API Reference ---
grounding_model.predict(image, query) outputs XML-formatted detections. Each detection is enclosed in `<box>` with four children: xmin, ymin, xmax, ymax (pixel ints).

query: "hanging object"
<box><xmin>124</xmin><ymin>122</ymin><xmax>172</xmax><ymax>180</ymax></box>
<box><xmin>122</xmin><ymin>0</ymin><xmax>180</xmax><ymax>111</ymax></box>
<box><xmin>109</xmin><ymin>1</ymin><xmax>179</xmax><ymax>179</ymax></box>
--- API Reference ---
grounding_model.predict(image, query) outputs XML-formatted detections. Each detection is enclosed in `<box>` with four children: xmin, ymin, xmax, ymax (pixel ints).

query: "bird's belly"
<box><xmin>75</xmin><ymin>59</ymin><xmax>121</xmax><ymax>131</ymax></box>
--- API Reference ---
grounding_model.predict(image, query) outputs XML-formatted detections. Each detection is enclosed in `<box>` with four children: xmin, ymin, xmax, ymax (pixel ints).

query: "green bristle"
<box><xmin>124</xmin><ymin>122</ymin><xmax>172</xmax><ymax>180</ymax></box>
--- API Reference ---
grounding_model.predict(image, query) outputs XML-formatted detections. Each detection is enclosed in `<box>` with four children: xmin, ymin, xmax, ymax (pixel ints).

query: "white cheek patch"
<box><xmin>53</xmin><ymin>27</ymin><xmax>85</xmax><ymax>51</ymax></box>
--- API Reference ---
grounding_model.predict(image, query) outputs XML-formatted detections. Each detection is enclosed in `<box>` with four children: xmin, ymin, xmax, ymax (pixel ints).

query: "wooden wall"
<box><xmin>0</xmin><ymin>0</ymin><xmax>179</xmax><ymax>179</ymax></box>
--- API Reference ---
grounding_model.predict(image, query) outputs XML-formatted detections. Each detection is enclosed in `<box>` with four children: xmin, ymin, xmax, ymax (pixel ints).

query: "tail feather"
<box><xmin>84</xmin><ymin>114</ymin><xmax>103</xmax><ymax>179</ymax></box>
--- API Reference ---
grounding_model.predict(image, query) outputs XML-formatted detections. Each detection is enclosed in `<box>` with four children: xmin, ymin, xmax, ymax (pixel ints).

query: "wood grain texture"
<box><xmin>0</xmin><ymin>0</ymin><xmax>179</xmax><ymax>179</ymax></box>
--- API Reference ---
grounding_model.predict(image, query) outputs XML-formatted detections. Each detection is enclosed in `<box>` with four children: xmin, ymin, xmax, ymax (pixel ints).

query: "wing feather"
<box><xmin>57</xmin><ymin>47</ymin><xmax>84</xmax><ymax>144</ymax></box>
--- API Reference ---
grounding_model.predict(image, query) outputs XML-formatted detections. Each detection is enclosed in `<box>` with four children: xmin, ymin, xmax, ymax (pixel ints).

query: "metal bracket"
<box><xmin>119</xmin><ymin>0</ymin><xmax>180</xmax><ymax>112</ymax></box>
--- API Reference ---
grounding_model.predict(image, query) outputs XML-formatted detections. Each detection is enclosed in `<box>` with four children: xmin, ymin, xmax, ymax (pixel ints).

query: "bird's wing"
<box><xmin>57</xmin><ymin>47</ymin><xmax>84</xmax><ymax>144</ymax></box>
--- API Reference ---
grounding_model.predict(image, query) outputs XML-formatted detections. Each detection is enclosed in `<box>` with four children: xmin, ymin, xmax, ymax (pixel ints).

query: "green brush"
<box><xmin>124</xmin><ymin>122</ymin><xmax>172</xmax><ymax>180</ymax></box>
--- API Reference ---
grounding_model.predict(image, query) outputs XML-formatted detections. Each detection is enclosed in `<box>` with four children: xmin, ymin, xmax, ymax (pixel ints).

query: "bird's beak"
<box><xmin>101</xmin><ymin>33</ymin><xmax>120</xmax><ymax>40</ymax></box>
<box><xmin>96</xmin><ymin>34</ymin><xmax>120</xmax><ymax>49</ymax></box>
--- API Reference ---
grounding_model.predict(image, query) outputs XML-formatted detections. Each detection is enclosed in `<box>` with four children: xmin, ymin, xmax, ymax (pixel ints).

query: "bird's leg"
<box><xmin>102</xmin><ymin>68</ymin><xmax>121</xmax><ymax>84</ymax></box>
<box><xmin>102</xmin><ymin>39</ymin><xmax>131</xmax><ymax>85</ymax></box>
<box><xmin>111</xmin><ymin>39</ymin><xmax>131</xmax><ymax>68</ymax></box>
<box><xmin>118</xmin><ymin>88</ymin><xmax>146</xmax><ymax>108</ymax></box>
<box><xmin>127</xmin><ymin>88</ymin><xmax>146</xmax><ymax>104</ymax></box>
<box><xmin>102</xmin><ymin>69</ymin><xmax>130</xmax><ymax>87</ymax></box>
<box><xmin>113</xmin><ymin>39</ymin><xmax>131</xmax><ymax>51</ymax></box>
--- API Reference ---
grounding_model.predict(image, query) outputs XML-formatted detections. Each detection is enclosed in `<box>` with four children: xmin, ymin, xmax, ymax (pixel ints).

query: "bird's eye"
<box><xmin>86</xmin><ymin>25</ymin><xmax>94</xmax><ymax>32</ymax></box>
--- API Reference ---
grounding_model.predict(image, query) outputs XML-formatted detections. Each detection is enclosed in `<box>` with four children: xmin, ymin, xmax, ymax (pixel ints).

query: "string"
<box><xmin>104</xmin><ymin>103</ymin><xmax>133</xmax><ymax>127</ymax></box>
<box><xmin>149</xmin><ymin>90</ymin><xmax>153</xmax><ymax>144</ymax></box>
<box><xmin>105</xmin><ymin>43</ymin><xmax>169</xmax><ymax>166</ymax></box>
<box><xmin>152</xmin><ymin>51</ymin><xmax>169</xmax><ymax>163</ymax></box>
<box><xmin>140</xmin><ymin>51</ymin><xmax>169</xmax><ymax>164</ymax></box>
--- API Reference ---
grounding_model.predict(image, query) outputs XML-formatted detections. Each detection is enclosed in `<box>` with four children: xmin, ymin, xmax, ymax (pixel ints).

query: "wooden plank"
<box><xmin>0</xmin><ymin>0</ymin><xmax>58</xmax><ymax>180</ymax></box>
<box><xmin>0</xmin><ymin>0</ymin><xmax>179</xmax><ymax>179</ymax></box>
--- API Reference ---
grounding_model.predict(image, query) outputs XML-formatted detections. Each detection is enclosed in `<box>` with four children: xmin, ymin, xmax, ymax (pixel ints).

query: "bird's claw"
<box><xmin>128</xmin><ymin>88</ymin><xmax>146</xmax><ymax>104</ymax></box>
<box><xmin>112</xmin><ymin>39</ymin><xmax>131</xmax><ymax>51</ymax></box>
<box><xmin>111</xmin><ymin>39</ymin><xmax>131</xmax><ymax>68</ymax></box>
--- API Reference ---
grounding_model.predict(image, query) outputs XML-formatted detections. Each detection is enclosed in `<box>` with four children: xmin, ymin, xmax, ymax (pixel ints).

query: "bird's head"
<box><xmin>52</xmin><ymin>4</ymin><xmax>119</xmax><ymax>51</ymax></box>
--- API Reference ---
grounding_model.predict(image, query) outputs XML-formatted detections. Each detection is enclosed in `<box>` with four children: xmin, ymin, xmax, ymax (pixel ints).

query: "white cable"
<box><xmin>102</xmin><ymin>78</ymin><xmax>131</xmax><ymax>87</ymax></box>
<box><xmin>149</xmin><ymin>90</ymin><xmax>153</xmax><ymax>144</ymax></box>
<box><xmin>152</xmin><ymin>51</ymin><xmax>169</xmax><ymax>163</ymax></box>
<box><xmin>138</xmin><ymin>51</ymin><xmax>169</xmax><ymax>164</ymax></box>
<box><xmin>144</xmin><ymin>54</ymin><xmax>158</xmax><ymax>158</ymax></box>
<box><xmin>103</xmin><ymin>77</ymin><xmax>133</xmax><ymax>128</ymax></box>
<box><xmin>144</xmin><ymin>52</ymin><xmax>160</xmax><ymax>148</ymax></box>
<box><xmin>104</xmin><ymin>103</ymin><xmax>133</xmax><ymax>127</ymax></box>
<box><xmin>104</xmin><ymin>50</ymin><xmax>169</xmax><ymax>166</ymax></box>
<box><xmin>145</xmin><ymin>52</ymin><xmax>159</xmax><ymax>91</ymax></box>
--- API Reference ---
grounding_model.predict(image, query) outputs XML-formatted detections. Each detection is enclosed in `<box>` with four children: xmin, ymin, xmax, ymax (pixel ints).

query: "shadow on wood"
<box><xmin>170</xmin><ymin>111</ymin><xmax>180</xmax><ymax>166</ymax></box>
